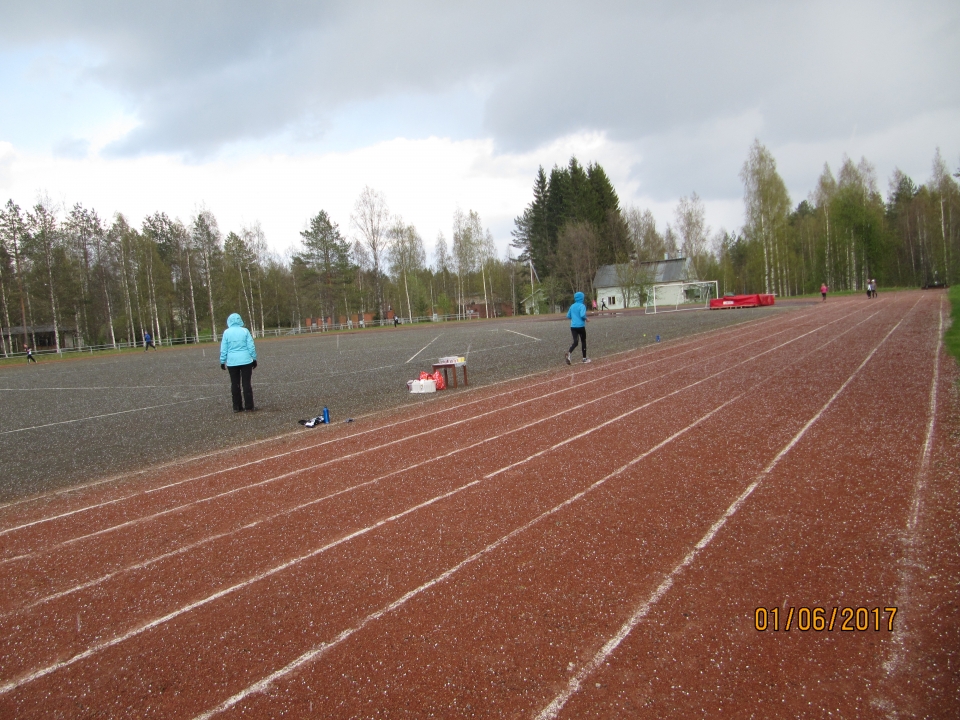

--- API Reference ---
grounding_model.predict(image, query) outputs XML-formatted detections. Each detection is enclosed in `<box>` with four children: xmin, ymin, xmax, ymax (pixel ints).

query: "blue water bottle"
<box><xmin>655</xmin><ymin>334</ymin><xmax>660</xmax><ymax>342</ymax></box>
<box><xmin>322</xmin><ymin>406</ymin><xmax>330</xmax><ymax>424</ymax></box>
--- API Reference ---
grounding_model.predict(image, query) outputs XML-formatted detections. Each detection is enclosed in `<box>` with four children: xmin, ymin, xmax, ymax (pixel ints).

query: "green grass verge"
<box><xmin>945</xmin><ymin>285</ymin><xmax>960</xmax><ymax>363</ymax></box>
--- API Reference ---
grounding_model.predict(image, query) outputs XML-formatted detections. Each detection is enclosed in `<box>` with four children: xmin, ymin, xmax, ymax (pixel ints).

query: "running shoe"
<box><xmin>582</xmin><ymin>358</ymin><xmax>591</xmax><ymax>363</ymax></box>
<box><xmin>565</xmin><ymin>352</ymin><xmax>571</xmax><ymax>365</ymax></box>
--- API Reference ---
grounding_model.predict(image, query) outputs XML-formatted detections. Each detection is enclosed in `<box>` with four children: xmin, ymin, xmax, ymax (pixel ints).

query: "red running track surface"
<box><xmin>0</xmin><ymin>290</ymin><xmax>957</xmax><ymax>719</ymax></box>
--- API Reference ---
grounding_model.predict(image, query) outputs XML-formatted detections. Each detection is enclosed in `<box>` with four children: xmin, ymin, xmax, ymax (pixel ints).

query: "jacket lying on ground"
<box><xmin>220</xmin><ymin>313</ymin><xmax>257</xmax><ymax>366</ymax></box>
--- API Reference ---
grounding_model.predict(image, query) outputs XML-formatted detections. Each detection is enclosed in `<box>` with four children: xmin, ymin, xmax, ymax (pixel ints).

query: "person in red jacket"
<box><xmin>820</xmin><ymin>283</ymin><xmax>828</xmax><ymax>302</ymax></box>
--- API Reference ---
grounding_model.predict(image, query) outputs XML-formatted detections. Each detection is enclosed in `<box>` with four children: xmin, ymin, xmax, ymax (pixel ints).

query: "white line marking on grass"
<box><xmin>504</xmin><ymin>329</ymin><xmax>542</xmax><ymax>342</ymax></box>
<box><xmin>0</xmin><ymin>306</ymin><xmax>828</xmax><ymax>522</ymax></box>
<box><xmin>406</xmin><ymin>336</ymin><xmax>440</xmax><ymax>363</ymax></box>
<box><xmin>0</xmin><ymin>395</ymin><xmax>221</xmax><ymax>435</ymax></box>
<box><xmin>0</xmin><ymin>307</ymin><xmax>872</xmax><ymax>689</ymax></box>
<box><xmin>535</xmin><ymin>301</ymin><xmax>915</xmax><ymax>720</ymax></box>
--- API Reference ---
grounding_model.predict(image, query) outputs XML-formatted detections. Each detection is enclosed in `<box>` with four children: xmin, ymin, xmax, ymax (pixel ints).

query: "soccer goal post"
<box><xmin>644</xmin><ymin>280</ymin><xmax>719</xmax><ymax>314</ymax></box>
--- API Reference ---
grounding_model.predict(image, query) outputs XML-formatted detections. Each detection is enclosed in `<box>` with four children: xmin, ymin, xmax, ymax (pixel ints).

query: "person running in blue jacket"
<box><xmin>220</xmin><ymin>313</ymin><xmax>258</xmax><ymax>412</ymax></box>
<box><xmin>565</xmin><ymin>291</ymin><xmax>590</xmax><ymax>364</ymax></box>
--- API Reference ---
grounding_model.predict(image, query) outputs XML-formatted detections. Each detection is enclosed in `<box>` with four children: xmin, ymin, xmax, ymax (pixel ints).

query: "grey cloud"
<box><xmin>3</xmin><ymin>0</ymin><xmax>958</xmax><ymax>169</ymax></box>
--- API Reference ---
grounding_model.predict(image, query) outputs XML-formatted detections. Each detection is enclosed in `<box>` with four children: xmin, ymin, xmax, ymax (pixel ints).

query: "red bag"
<box><xmin>420</xmin><ymin>370</ymin><xmax>446</xmax><ymax>390</ymax></box>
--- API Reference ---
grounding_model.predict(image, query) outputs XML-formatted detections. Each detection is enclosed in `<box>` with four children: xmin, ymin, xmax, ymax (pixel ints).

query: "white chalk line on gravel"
<box><xmin>7</xmin><ymin>308</ymin><xmax>871</xmax><ymax>614</ymax></box>
<box><xmin>0</xmin><ymin>394</ymin><xmax>222</xmax><ymax>436</ymax></box>
<box><xmin>882</xmin><ymin>295</ymin><xmax>944</xmax><ymax>679</ymax></box>
<box><xmin>406</xmin><ymin>335</ymin><xmax>440</xmax><ymax>363</ymax></box>
<box><xmin>534</xmin><ymin>297</ymin><xmax>920</xmax><ymax>720</ymax></box>
<box><xmin>0</xmin><ymin>305</ymin><xmax>876</xmax><ymax>694</ymax></box>
<box><xmin>189</xmin><ymin>303</ymin><xmax>887</xmax><ymax>718</ymax></box>
<box><xmin>504</xmin><ymin>328</ymin><xmax>542</xmax><ymax>341</ymax></box>
<box><xmin>0</xmin><ymin>308</ymin><xmax>823</xmax><ymax>540</ymax></box>
<box><xmin>0</xmin><ymin>309</ymin><xmax>792</xmax><ymax>514</ymax></box>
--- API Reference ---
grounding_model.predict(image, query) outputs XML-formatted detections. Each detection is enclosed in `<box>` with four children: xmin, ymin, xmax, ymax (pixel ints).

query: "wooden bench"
<box><xmin>432</xmin><ymin>362</ymin><xmax>468</xmax><ymax>389</ymax></box>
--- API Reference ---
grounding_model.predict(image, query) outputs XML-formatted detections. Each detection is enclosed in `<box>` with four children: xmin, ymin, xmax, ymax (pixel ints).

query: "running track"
<box><xmin>0</xmin><ymin>291</ymin><xmax>956</xmax><ymax>718</ymax></box>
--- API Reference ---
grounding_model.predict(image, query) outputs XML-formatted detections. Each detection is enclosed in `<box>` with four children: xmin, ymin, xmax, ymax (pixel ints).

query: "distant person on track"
<box><xmin>871</xmin><ymin>279</ymin><xmax>878</xmax><ymax>298</ymax></box>
<box><xmin>866</xmin><ymin>280</ymin><xmax>872</xmax><ymax>299</ymax></box>
<box><xmin>820</xmin><ymin>283</ymin><xmax>828</xmax><ymax>302</ymax></box>
<box><xmin>600</xmin><ymin>299</ymin><xmax>607</xmax><ymax>313</ymax></box>
<box><xmin>220</xmin><ymin>312</ymin><xmax>258</xmax><ymax>413</ymax></box>
<box><xmin>144</xmin><ymin>330</ymin><xmax>156</xmax><ymax>351</ymax></box>
<box><xmin>565</xmin><ymin>291</ymin><xmax>590</xmax><ymax>365</ymax></box>
<box><xmin>26</xmin><ymin>347</ymin><xmax>37</xmax><ymax>363</ymax></box>
<box><xmin>592</xmin><ymin>298</ymin><xmax>597</xmax><ymax>312</ymax></box>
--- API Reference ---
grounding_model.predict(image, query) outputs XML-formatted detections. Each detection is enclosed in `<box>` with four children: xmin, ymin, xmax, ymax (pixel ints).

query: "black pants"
<box><xmin>228</xmin><ymin>364</ymin><xmax>255</xmax><ymax>412</ymax></box>
<box><xmin>569</xmin><ymin>327</ymin><xmax>587</xmax><ymax>358</ymax></box>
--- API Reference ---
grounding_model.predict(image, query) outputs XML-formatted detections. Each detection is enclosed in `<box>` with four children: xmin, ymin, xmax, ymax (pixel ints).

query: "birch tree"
<box><xmin>452</xmin><ymin>209</ymin><xmax>481</xmax><ymax>319</ymax></box>
<box><xmin>741</xmin><ymin>140</ymin><xmax>791</xmax><ymax>295</ymax></box>
<box><xmin>389</xmin><ymin>217</ymin><xmax>426</xmax><ymax>323</ymax></box>
<box><xmin>192</xmin><ymin>209</ymin><xmax>221</xmax><ymax>340</ymax></box>
<box><xmin>351</xmin><ymin>187</ymin><xmax>390</xmax><ymax>319</ymax></box>
<box><xmin>29</xmin><ymin>196</ymin><xmax>63</xmax><ymax>352</ymax></box>
<box><xmin>0</xmin><ymin>201</ymin><xmax>31</xmax><ymax>349</ymax></box>
<box><xmin>675</xmin><ymin>192</ymin><xmax>710</xmax><ymax>279</ymax></box>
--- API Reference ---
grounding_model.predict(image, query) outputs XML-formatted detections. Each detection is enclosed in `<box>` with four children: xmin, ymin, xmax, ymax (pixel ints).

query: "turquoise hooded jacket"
<box><xmin>219</xmin><ymin>313</ymin><xmax>257</xmax><ymax>366</ymax></box>
<box><xmin>567</xmin><ymin>292</ymin><xmax>587</xmax><ymax>328</ymax></box>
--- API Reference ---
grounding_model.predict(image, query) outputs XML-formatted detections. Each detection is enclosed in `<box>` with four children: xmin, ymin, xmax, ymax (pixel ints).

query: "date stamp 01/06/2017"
<box><xmin>754</xmin><ymin>606</ymin><xmax>898</xmax><ymax>632</ymax></box>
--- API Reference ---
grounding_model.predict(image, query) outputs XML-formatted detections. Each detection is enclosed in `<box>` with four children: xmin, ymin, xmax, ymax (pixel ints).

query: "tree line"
<box><xmin>2</xmin><ymin>144</ymin><xmax>956</xmax><ymax>355</ymax></box>
<box><xmin>0</xmin><ymin>187</ymin><xmax>525</xmax><ymax>355</ymax></box>
<box><xmin>512</xmin><ymin>146</ymin><xmax>960</xmax><ymax>303</ymax></box>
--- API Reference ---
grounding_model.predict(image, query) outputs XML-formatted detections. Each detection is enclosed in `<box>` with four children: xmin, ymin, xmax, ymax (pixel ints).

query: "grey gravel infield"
<box><xmin>0</xmin><ymin>304</ymin><xmax>803</xmax><ymax>502</ymax></box>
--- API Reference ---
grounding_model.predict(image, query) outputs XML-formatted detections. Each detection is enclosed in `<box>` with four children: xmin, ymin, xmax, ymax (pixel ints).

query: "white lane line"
<box><xmin>0</xmin><ymin>311</ymin><xmax>809</xmax><ymax>540</ymax></box>
<box><xmin>535</xmin><ymin>301</ymin><xmax>915</xmax><ymax>720</ymax></box>
<box><xmin>406</xmin><ymin>336</ymin><xmax>440</xmax><ymax>364</ymax></box>
<box><xmin>883</xmin><ymin>295</ymin><xmax>944</xmax><ymax>678</ymax></box>
<box><xmin>906</xmin><ymin>298</ymin><xmax>943</xmax><ymax>534</ymax></box>
<box><xmin>486</xmin><ymin>307</ymin><xmax>881</xmax><ymax>481</ymax></box>
<box><xmin>0</xmin><ymin>395</ymin><xmax>221</xmax><ymax>436</ymax></box>
<box><xmin>504</xmin><ymin>329</ymin><xmax>542</xmax><ymax>342</ymax></box>
<box><xmin>193</xmin><ymin>397</ymin><xmax>746</xmax><ymax>719</ymax></box>
<box><xmin>0</xmin><ymin>308</ymin><xmax>799</xmax><ymax>514</ymax></box>
<box><xmin>0</xmin><ymin>307</ymin><xmax>868</xmax><ymax>691</ymax></box>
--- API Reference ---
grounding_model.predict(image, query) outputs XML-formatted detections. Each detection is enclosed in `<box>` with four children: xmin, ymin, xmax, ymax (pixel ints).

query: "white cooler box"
<box><xmin>407</xmin><ymin>378</ymin><xmax>437</xmax><ymax>393</ymax></box>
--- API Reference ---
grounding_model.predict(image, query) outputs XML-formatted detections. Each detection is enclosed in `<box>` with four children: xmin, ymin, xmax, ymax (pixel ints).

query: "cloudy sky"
<box><xmin>1</xmin><ymin>0</ymin><xmax>958</xmax><ymax>258</ymax></box>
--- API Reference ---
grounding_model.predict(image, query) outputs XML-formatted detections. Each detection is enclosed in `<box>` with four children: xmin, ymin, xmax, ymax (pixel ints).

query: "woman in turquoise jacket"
<box><xmin>565</xmin><ymin>291</ymin><xmax>590</xmax><ymax>364</ymax></box>
<box><xmin>220</xmin><ymin>313</ymin><xmax>258</xmax><ymax>412</ymax></box>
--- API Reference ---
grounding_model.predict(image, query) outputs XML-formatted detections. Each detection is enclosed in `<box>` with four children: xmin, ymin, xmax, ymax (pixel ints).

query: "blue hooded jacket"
<box><xmin>219</xmin><ymin>313</ymin><xmax>257</xmax><ymax>366</ymax></box>
<box><xmin>567</xmin><ymin>292</ymin><xmax>587</xmax><ymax>328</ymax></box>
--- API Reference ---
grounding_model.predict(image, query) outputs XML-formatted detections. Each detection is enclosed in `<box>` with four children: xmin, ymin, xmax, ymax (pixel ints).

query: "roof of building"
<box><xmin>593</xmin><ymin>257</ymin><xmax>693</xmax><ymax>288</ymax></box>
